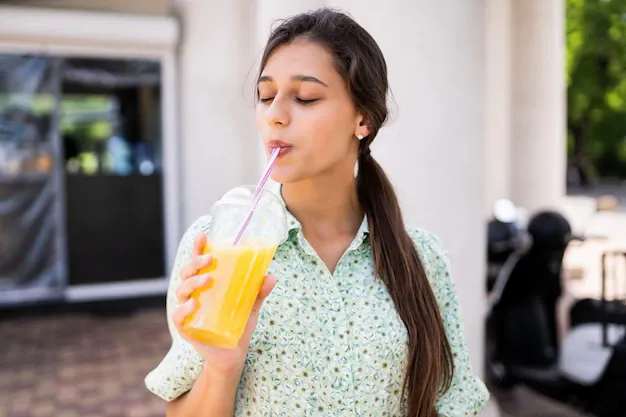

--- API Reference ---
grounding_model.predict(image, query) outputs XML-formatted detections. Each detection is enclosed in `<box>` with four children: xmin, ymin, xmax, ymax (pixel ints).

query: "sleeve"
<box><xmin>144</xmin><ymin>215</ymin><xmax>213</xmax><ymax>401</ymax></box>
<box><xmin>409</xmin><ymin>228</ymin><xmax>491</xmax><ymax>416</ymax></box>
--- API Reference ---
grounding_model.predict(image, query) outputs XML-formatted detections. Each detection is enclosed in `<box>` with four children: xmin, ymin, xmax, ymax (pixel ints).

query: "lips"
<box><xmin>268</xmin><ymin>140</ymin><xmax>293</xmax><ymax>157</ymax></box>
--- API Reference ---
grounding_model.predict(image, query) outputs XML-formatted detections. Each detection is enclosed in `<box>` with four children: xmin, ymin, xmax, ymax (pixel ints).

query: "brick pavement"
<box><xmin>0</xmin><ymin>308</ymin><xmax>169</xmax><ymax>417</ymax></box>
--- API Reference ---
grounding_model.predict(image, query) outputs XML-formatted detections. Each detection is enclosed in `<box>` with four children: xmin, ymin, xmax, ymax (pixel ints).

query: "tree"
<box><xmin>567</xmin><ymin>0</ymin><xmax>626</xmax><ymax>181</ymax></box>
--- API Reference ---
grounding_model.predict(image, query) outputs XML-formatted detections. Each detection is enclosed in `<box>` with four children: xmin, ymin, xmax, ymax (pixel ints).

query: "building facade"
<box><xmin>0</xmin><ymin>1</ymin><xmax>567</xmax><ymax>415</ymax></box>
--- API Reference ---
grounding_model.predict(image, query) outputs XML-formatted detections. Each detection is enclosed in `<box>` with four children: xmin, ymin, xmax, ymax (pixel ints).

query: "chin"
<box><xmin>270</xmin><ymin>167</ymin><xmax>304</xmax><ymax>184</ymax></box>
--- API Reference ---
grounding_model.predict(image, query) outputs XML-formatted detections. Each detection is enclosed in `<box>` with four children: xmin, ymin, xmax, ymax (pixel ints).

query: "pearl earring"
<box><xmin>357</xmin><ymin>134</ymin><xmax>364</xmax><ymax>140</ymax></box>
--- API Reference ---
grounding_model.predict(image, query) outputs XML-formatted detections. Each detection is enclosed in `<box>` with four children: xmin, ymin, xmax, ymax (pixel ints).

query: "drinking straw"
<box><xmin>232</xmin><ymin>147</ymin><xmax>281</xmax><ymax>245</ymax></box>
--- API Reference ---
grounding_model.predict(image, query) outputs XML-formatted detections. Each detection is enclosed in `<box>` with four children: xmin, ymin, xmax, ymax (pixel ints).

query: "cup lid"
<box><xmin>211</xmin><ymin>185</ymin><xmax>289</xmax><ymax>244</ymax></box>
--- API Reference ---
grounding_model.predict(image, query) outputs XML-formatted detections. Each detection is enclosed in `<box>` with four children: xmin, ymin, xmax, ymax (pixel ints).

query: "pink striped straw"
<box><xmin>232</xmin><ymin>147</ymin><xmax>281</xmax><ymax>245</ymax></box>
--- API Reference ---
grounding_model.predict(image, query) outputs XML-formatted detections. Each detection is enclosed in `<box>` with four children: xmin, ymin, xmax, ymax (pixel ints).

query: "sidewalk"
<box><xmin>0</xmin><ymin>308</ymin><xmax>168</xmax><ymax>417</ymax></box>
<box><xmin>493</xmin><ymin>386</ymin><xmax>590</xmax><ymax>417</ymax></box>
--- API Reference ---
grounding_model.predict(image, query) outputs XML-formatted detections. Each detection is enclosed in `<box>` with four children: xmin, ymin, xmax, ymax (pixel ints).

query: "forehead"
<box><xmin>262</xmin><ymin>39</ymin><xmax>337</xmax><ymax>80</ymax></box>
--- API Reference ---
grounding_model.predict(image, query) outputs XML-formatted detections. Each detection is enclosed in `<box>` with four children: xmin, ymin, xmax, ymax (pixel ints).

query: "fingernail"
<box><xmin>202</xmin><ymin>254</ymin><xmax>212</xmax><ymax>264</ymax></box>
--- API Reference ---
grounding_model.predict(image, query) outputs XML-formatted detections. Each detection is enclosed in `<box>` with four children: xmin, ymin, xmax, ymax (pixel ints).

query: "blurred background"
<box><xmin>0</xmin><ymin>0</ymin><xmax>625</xmax><ymax>416</ymax></box>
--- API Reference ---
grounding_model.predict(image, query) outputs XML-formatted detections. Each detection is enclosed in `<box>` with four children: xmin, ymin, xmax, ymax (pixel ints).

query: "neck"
<box><xmin>281</xmin><ymin>173</ymin><xmax>363</xmax><ymax>239</ymax></box>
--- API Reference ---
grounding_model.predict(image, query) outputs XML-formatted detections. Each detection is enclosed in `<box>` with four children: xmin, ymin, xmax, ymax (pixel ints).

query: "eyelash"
<box><xmin>259</xmin><ymin>97</ymin><xmax>318</xmax><ymax>105</ymax></box>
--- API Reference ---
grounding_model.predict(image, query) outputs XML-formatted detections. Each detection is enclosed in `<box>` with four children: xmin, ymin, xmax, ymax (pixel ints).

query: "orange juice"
<box><xmin>182</xmin><ymin>241</ymin><xmax>277</xmax><ymax>348</ymax></box>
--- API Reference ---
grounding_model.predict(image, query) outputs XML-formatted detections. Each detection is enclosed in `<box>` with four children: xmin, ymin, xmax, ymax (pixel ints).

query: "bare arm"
<box><xmin>166</xmin><ymin>366</ymin><xmax>240</xmax><ymax>417</ymax></box>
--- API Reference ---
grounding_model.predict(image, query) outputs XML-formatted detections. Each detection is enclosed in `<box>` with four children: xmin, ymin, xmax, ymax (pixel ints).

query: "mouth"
<box><xmin>268</xmin><ymin>140</ymin><xmax>293</xmax><ymax>157</ymax></box>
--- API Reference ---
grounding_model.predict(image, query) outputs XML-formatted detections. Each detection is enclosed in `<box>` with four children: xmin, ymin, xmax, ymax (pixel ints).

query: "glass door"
<box><xmin>0</xmin><ymin>55</ymin><xmax>65</xmax><ymax>302</ymax></box>
<box><xmin>0</xmin><ymin>54</ymin><xmax>168</xmax><ymax>305</ymax></box>
<box><xmin>60</xmin><ymin>57</ymin><xmax>166</xmax><ymax>286</ymax></box>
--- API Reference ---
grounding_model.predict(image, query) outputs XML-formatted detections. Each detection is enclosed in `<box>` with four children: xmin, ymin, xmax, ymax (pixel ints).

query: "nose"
<box><xmin>263</xmin><ymin>96</ymin><xmax>290</xmax><ymax>127</ymax></box>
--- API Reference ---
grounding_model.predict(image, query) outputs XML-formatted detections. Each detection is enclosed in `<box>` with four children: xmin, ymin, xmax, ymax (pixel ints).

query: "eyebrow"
<box><xmin>258</xmin><ymin>75</ymin><xmax>328</xmax><ymax>87</ymax></box>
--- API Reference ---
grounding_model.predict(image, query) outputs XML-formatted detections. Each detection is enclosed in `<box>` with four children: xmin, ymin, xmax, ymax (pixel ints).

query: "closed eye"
<box><xmin>259</xmin><ymin>97</ymin><xmax>317</xmax><ymax>105</ymax></box>
<box><xmin>296</xmin><ymin>98</ymin><xmax>318</xmax><ymax>105</ymax></box>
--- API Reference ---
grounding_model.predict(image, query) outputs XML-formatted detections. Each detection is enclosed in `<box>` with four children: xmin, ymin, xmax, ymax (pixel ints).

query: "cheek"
<box><xmin>300</xmin><ymin>105</ymin><xmax>354</xmax><ymax>154</ymax></box>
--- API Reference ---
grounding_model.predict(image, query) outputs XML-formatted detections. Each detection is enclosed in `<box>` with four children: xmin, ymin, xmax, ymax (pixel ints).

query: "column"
<box><xmin>177</xmin><ymin>1</ymin><xmax>259</xmax><ymax>226</ymax></box>
<box><xmin>511</xmin><ymin>0</ymin><xmax>567</xmax><ymax>212</ymax></box>
<box><xmin>327</xmin><ymin>3</ymin><xmax>496</xmax><ymax>415</ymax></box>
<box><xmin>484</xmin><ymin>0</ymin><xmax>513</xmax><ymax>217</ymax></box>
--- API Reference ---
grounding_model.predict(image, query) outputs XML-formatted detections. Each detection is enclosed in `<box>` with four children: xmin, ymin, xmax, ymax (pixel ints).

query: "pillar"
<box><xmin>511</xmin><ymin>0</ymin><xmax>567</xmax><ymax>212</ymax></box>
<box><xmin>484</xmin><ymin>0</ymin><xmax>513</xmax><ymax>217</ymax></box>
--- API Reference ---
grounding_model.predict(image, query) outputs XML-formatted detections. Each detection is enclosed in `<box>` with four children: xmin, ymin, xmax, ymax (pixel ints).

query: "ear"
<box><xmin>355</xmin><ymin>113</ymin><xmax>372</xmax><ymax>139</ymax></box>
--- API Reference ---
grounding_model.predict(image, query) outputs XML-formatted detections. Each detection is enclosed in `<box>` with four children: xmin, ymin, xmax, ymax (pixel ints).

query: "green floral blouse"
<box><xmin>145</xmin><ymin>193</ymin><xmax>490</xmax><ymax>416</ymax></box>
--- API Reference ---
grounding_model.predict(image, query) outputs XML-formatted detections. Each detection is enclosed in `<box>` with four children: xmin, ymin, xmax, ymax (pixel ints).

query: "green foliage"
<box><xmin>567</xmin><ymin>0</ymin><xmax>626</xmax><ymax>178</ymax></box>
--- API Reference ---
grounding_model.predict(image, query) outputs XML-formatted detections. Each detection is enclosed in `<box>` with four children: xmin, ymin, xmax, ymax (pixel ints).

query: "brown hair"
<box><xmin>258</xmin><ymin>8</ymin><xmax>454</xmax><ymax>416</ymax></box>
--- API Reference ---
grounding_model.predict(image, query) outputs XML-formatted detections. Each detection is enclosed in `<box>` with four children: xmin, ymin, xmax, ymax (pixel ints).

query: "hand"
<box><xmin>171</xmin><ymin>232</ymin><xmax>277</xmax><ymax>379</ymax></box>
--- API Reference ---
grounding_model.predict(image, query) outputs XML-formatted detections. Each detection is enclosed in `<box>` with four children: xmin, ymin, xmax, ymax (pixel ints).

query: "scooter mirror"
<box><xmin>493</xmin><ymin>199</ymin><xmax>517</xmax><ymax>223</ymax></box>
<box><xmin>515</xmin><ymin>206</ymin><xmax>529</xmax><ymax>229</ymax></box>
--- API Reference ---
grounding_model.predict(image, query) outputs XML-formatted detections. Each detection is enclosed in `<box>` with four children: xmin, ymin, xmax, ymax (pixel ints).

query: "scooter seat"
<box><xmin>570</xmin><ymin>298</ymin><xmax>626</xmax><ymax>328</ymax></box>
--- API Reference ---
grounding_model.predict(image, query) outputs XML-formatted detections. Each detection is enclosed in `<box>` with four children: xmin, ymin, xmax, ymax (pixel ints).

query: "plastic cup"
<box><xmin>182</xmin><ymin>185</ymin><xmax>288</xmax><ymax>348</ymax></box>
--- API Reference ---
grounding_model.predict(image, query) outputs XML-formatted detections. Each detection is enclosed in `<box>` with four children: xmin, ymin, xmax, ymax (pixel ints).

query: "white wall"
<box><xmin>177</xmin><ymin>1</ymin><xmax>260</xmax><ymax>225</ymax></box>
<box><xmin>257</xmin><ymin>0</ymin><xmax>325</xmax><ymax>43</ymax></box>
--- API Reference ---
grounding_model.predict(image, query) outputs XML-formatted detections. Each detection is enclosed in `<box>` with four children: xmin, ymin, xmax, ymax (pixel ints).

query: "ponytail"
<box><xmin>356</xmin><ymin>140</ymin><xmax>454</xmax><ymax>417</ymax></box>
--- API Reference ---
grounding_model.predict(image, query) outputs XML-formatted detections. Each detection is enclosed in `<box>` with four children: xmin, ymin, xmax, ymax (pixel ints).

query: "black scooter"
<box><xmin>485</xmin><ymin>200</ymin><xmax>626</xmax><ymax>417</ymax></box>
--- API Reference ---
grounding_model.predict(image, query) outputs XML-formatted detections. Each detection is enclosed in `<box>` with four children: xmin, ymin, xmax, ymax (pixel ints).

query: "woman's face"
<box><xmin>256</xmin><ymin>39</ymin><xmax>370</xmax><ymax>184</ymax></box>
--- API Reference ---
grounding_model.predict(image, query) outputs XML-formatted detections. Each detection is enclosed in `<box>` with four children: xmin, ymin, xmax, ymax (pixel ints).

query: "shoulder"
<box><xmin>406</xmin><ymin>226</ymin><xmax>457</xmax><ymax>304</ymax></box>
<box><xmin>407</xmin><ymin>226</ymin><xmax>447</xmax><ymax>258</ymax></box>
<box><xmin>181</xmin><ymin>215</ymin><xmax>213</xmax><ymax>244</ymax></box>
<box><xmin>407</xmin><ymin>226</ymin><xmax>451</xmax><ymax>278</ymax></box>
<box><xmin>172</xmin><ymin>216</ymin><xmax>213</xmax><ymax>261</ymax></box>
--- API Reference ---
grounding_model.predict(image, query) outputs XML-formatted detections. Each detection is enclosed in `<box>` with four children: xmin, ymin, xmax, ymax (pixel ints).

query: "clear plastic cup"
<box><xmin>182</xmin><ymin>185</ymin><xmax>288</xmax><ymax>348</ymax></box>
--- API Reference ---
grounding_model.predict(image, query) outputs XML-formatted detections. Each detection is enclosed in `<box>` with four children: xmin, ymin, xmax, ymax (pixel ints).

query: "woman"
<box><xmin>146</xmin><ymin>8</ymin><xmax>489</xmax><ymax>417</ymax></box>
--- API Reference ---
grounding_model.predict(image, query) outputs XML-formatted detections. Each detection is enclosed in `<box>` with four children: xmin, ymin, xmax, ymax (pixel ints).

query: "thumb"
<box><xmin>240</xmin><ymin>275</ymin><xmax>277</xmax><ymax>345</ymax></box>
<box><xmin>251</xmin><ymin>274</ymin><xmax>277</xmax><ymax>315</ymax></box>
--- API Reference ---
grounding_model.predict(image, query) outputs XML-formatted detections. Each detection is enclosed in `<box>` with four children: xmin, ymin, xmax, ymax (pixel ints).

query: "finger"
<box><xmin>192</xmin><ymin>233</ymin><xmax>207</xmax><ymax>257</ymax></box>
<box><xmin>179</xmin><ymin>254</ymin><xmax>213</xmax><ymax>281</ymax></box>
<box><xmin>172</xmin><ymin>298</ymin><xmax>196</xmax><ymax>330</ymax></box>
<box><xmin>176</xmin><ymin>273</ymin><xmax>213</xmax><ymax>304</ymax></box>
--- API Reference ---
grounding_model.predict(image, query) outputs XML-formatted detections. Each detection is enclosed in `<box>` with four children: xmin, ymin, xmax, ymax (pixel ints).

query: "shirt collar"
<box><xmin>275</xmin><ymin>183</ymin><xmax>370</xmax><ymax>251</ymax></box>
